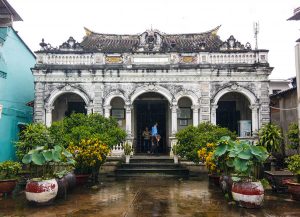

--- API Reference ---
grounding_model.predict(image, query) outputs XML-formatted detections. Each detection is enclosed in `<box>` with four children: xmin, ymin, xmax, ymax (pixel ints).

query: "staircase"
<box><xmin>115</xmin><ymin>155</ymin><xmax>189</xmax><ymax>178</ymax></box>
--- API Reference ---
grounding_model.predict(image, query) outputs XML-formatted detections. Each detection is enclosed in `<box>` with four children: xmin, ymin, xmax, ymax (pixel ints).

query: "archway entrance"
<box><xmin>134</xmin><ymin>92</ymin><xmax>169</xmax><ymax>154</ymax></box>
<box><xmin>216</xmin><ymin>92</ymin><xmax>251</xmax><ymax>136</ymax></box>
<box><xmin>52</xmin><ymin>93</ymin><xmax>86</xmax><ymax>122</ymax></box>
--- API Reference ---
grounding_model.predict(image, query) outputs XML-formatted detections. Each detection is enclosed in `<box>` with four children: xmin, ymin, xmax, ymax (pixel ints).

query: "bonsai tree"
<box><xmin>257</xmin><ymin>123</ymin><xmax>283</xmax><ymax>153</ymax></box>
<box><xmin>286</xmin><ymin>154</ymin><xmax>300</xmax><ymax>183</ymax></box>
<box><xmin>287</xmin><ymin>123</ymin><xmax>299</xmax><ymax>154</ymax></box>
<box><xmin>176</xmin><ymin>122</ymin><xmax>236</xmax><ymax>162</ymax></box>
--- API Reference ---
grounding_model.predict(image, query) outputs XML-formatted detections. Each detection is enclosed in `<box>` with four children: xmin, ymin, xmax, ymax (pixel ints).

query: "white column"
<box><xmin>171</xmin><ymin>104</ymin><xmax>178</xmax><ymax>135</ymax></box>
<box><xmin>250</xmin><ymin>104</ymin><xmax>259</xmax><ymax>135</ymax></box>
<box><xmin>85</xmin><ymin>104</ymin><xmax>93</xmax><ymax>115</ymax></box>
<box><xmin>104</xmin><ymin>106</ymin><xmax>111</xmax><ymax>118</ymax></box>
<box><xmin>210</xmin><ymin>104</ymin><xmax>218</xmax><ymax>125</ymax></box>
<box><xmin>125</xmin><ymin>105</ymin><xmax>133</xmax><ymax>137</ymax></box>
<box><xmin>192</xmin><ymin>105</ymin><xmax>199</xmax><ymax>126</ymax></box>
<box><xmin>45</xmin><ymin>106</ymin><xmax>54</xmax><ymax>127</ymax></box>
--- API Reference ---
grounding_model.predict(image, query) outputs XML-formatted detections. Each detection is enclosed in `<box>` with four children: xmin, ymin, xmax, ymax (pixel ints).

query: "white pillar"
<box><xmin>192</xmin><ymin>105</ymin><xmax>199</xmax><ymax>126</ymax></box>
<box><xmin>45</xmin><ymin>106</ymin><xmax>54</xmax><ymax>127</ymax></box>
<box><xmin>210</xmin><ymin>104</ymin><xmax>218</xmax><ymax>125</ymax></box>
<box><xmin>104</xmin><ymin>106</ymin><xmax>111</xmax><ymax>118</ymax></box>
<box><xmin>250</xmin><ymin>104</ymin><xmax>259</xmax><ymax>135</ymax></box>
<box><xmin>125</xmin><ymin>105</ymin><xmax>133</xmax><ymax>137</ymax></box>
<box><xmin>170</xmin><ymin>104</ymin><xmax>178</xmax><ymax>136</ymax></box>
<box><xmin>85</xmin><ymin>104</ymin><xmax>93</xmax><ymax>115</ymax></box>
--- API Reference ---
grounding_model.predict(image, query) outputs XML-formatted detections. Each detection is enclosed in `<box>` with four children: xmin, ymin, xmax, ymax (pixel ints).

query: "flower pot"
<box><xmin>25</xmin><ymin>179</ymin><xmax>58</xmax><ymax>205</ymax></box>
<box><xmin>64</xmin><ymin>172</ymin><xmax>76</xmax><ymax>190</ymax></box>
<box><xmin>125</xmin><ymin>155</ymin><xmax>130</xmax><ymax>164</ymax></box>
<box><xmin>75</xmin><ymin>174</ymin><xmax>90</xmax><ymax>185</ymax></box>
<box><xmin>287</xmin><ymin>182</ymin><xmax>300</xmax><ymax>201</ymax></box>
<box><xmin>208</xmin><ymin>174</ymin><xmax>220</xmax><ymax>186</ymax></box>
<box><xmin>174</xmin><ymin>155</ymin><xmax>178</xmax><ymax>164</ymax></box>
<box><xmin>0</xmin><ymin>179</ymin><xmax>17</xmax><ymax>195</ymax></box>
<box><xmin>231</xmin><ymin>181</ymin><xmax>264</xmax><ymax>208</ymax></box>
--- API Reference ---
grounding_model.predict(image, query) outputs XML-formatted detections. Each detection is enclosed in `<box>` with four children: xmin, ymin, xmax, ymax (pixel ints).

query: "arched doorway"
<box><xmin>52</xmin><ymin>93</ymin><xmax>87</xmax><ymax>122</ymax></box>
<box><xmin>216</xmin><ymin>92</ymin><xmax>251</xmax><ymax>136</ymax></box>
<box><xmin>110</xmin><ymin>97</ymin><xmax>126</xmax><ymax>130</ymax></box>
<box><xmin>134</xmin><ymin>92</ymin><xmax>169</xmax><ymax>154</ymax></box>
<box><xmin>177</xmin><ymin>97</ymin><xmax>193</xmax><ymax>131</ymax></box>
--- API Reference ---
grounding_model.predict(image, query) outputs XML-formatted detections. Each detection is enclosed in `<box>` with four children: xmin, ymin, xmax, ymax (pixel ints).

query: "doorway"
<box><xmin>134</xmin><ymin>93</ymin><xmax>168</xmax><ymax>154</ymax></box>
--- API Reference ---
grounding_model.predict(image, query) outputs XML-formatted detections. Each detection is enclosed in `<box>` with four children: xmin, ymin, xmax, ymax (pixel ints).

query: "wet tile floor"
<box><xmin>0</xmin><ymin>177</ymin><xmax>300</xmax><ymax>217</ymax></box>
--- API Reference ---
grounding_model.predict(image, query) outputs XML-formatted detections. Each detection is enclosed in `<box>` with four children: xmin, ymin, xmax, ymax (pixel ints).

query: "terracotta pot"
<box><xmin>75</xmin><ymin>174</ymin><xmax>90</xmax><ymax>185</ymax></box>
<box><xmin>208</xmin><ymin>174</ymin><xmax>220</xmax><ymax>186</ymax></box>
<box><xmin>0</xmin><ymin>179</ymin><xmax>17</xmax><ymax>194</ymax></box>
<box><xmin>231</xmin><ymin>181</ymin><xmax>264</xmax><ymax>208</ymax></box>
<box><xmin>64</xmin><ymin>172</ymin><xmax>76</xmax><ymax>190</ymax></box>
<box><xmin>287</xmin><ymin>182</ymin><xmax>300</xmax><ymax>201</ymax></box>
<box><xmin>25</xmin><ymin>179</ymin><xmax>58</xmax><ymax>205</ymax></box>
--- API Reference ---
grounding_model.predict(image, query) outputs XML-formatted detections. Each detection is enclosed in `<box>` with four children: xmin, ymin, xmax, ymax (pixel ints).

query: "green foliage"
<box><xmin>22</xmin><ymin>145</ymin><xmax>75</xmax><ymax>179</ymax></box>
<box><xmin>287</xmin><ymin>123</ymin><xmax>299</xmax><ymax>152</ymax></box>
<box><xmin>15</xmin><ymin>123</ymin><xmax>54</xmax><ymax>161</ymax></box>
<box><xmin>214</xmin><ymin>136</ymin><xmax>269</xmax><ymax>178</ymax></box>
<box><xmin>286</xmin><ymin>154</ymin><xmax>300</xmax><ymax>182</ymax></box>
<box><xmin>123</xmin><ymin>142</ymin><xmax>132</xmax><ymax>155</ymax></box>
<box><xmin>175</xmin><ymin>123</ymin><xmax>236</xmax><ymax>162</ymax></box>
<box><xmin>49</xmin><ymin>113</ymin><xmax>126</xmax><ymax>148</ymax></box>
<box><xmin>0</xmin><ymin>161</ymin><xmax>22</xmax><ymax>180</ymax></box>
<box><xmin>172</xmin><ymin>143</ymin><xmax>179</xmax><ymax>155</ymax></box>
<box><xmin>258</xmin><ymin>123</ymin><xmax>283</xmax><ymax>153</ymax></box>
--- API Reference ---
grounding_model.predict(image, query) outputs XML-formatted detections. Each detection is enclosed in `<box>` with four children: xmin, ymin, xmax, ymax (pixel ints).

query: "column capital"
<box><xmin>170</xmin><ymin>105</ymin><xmax>178</xmax><ymax>112</ymax></box>
<box><xmin>191</xmin><ymin>105</ymin><xmax>200</xmax><ymax>110</ymax></box>
<box><xmin>45</xmin><ymin>105</ymin><xmax>54</xmax><ymax>113</ymax></box>
<box><xmin>249</xmin><ymin>104</ymin><xmax>260</xmax><ymax>110</ymax></box>
<box><xmin>125</xmin><ymin>105</ymin><xmax>133</xmax><ymax>112</ymax></box>
<box><xmin>211</xmin><ymin>103</ymin><xmax>218</xmax><ymax>110</ymax></box>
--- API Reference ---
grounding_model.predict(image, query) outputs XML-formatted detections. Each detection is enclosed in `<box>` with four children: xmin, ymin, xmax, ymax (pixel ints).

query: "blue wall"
<box><xmin>0</xmin><ymin>27</ymin><xmax>35</xmax><ymax>161</ymax></box>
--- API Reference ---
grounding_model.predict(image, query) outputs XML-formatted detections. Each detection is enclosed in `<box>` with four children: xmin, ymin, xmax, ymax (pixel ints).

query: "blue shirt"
<box><xmin>151</xmin><ymin>126</ymin><xmax>158</xmax><ymax>136</ymax></box>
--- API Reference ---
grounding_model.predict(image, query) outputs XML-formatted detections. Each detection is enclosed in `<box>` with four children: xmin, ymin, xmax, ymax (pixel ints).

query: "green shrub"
<box><xmin>0</xmin><ymin>161</ymin><xmax>22</xmax><ymax>180</ymax></box>
<box><xmin>287</xmin><ymin>123</ymin><xmax>299</xmax><ymax>153</ymax></box>
<box><xmin>49</xmin><ymin>113</ymin><xmax>126</xmax><ymax>148</ymax></box>
<box><xmin>286</xmin><ymin>154</ymin><xmax>300</xmax><ymax>182</ymax></box>
<box><xmin>175</xmin><ymin>122</ymin><xmax>236</xmax><ymax>162</ymax></box>
<box><xmin>257</xmin><ymin>123</ymin><xmax>283</xmax><ymax>153</ymax></box>
<box><xmin>15</xmin><ymin>123</ymin><xmax>54</xmax><ymax>161</ymax></box>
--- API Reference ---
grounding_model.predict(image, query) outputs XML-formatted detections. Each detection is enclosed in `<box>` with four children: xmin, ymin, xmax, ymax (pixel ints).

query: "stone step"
<box><xmin>129</xmin><ymin>158</ymin><xmax>174</xmax><ymax>164</ymax></box>
<box><xmin>120</xmin><ymin>163</ymin><xmax>179</xmax><ymax>168</ymax></box>
<box><xmin>115</xmin><ymin>168</ymin><xmax>189</xmax><ymax>177</ymax></box>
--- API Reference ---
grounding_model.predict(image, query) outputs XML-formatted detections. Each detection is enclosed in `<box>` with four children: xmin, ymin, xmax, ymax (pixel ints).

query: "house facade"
<box><xmin>32</xmin><ymin>27</ymin><xmax>272</xmax><ymax>155</ymax></box>
<box><xmin>0</xmin><ymin>0</ymin><xmax>35</xmax><ymax>161</ymax></box>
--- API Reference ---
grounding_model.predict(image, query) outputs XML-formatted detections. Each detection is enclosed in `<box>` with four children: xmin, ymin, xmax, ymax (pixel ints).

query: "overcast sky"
<box><xmin>9</xmin><ymin>0</ymin><xmax>300</xmax><ymax>79</ymax></box>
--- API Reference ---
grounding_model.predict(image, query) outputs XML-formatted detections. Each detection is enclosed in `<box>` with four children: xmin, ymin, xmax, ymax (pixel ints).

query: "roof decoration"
<box><xmin>220</xmin><ymin>35</ymin><xmax>251</xmax><ymax>51</ymax></box>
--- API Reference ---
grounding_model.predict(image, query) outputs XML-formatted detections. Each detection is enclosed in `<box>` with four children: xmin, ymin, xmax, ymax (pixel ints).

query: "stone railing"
<box><xmin>110</xmin><ymin>139</ymin><xmax>133</xmax><ymax>157</ymax></box>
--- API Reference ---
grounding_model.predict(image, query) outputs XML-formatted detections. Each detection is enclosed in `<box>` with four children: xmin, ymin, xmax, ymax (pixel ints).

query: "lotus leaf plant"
<box><xmin>213</xmin><ymin>136</ymin><xmax>269</xmax><ymax>181</ymax></box>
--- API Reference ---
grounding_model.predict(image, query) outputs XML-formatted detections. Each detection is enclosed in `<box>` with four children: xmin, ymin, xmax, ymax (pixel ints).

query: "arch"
<box><xmin>103</xmin><ymin>91</ymin><xmax>127</xmax><ymax>106</ymax></box>
<box><xmin>130</xmin><ymin>85</ymin><xmax>173</xmax><ymax>103</ymax></box>
<box><xmin>174</xmin><ymin>90</ymin><xmax>199</xmax><ymax>106</ymax></box>
<box><xmin>46</xmin><ymin>86</ymin><xmax>91</xmax><ymax>107</ymax></box>
<box><xmin>212</xmin><ymin>85</ymin><xmax>257</xmax><ymax>105</ymax></box>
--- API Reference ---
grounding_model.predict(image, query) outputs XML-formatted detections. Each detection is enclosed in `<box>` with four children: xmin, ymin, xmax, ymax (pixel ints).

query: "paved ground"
<box><xmin>0</xmin><ymin>177</ymin><xmax>300</xmax><ymax>217</ymax></box>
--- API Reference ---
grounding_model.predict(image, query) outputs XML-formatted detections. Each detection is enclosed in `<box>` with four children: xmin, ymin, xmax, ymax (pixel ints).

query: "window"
<box><xmin>111</xmin><ymin>109</ymin><xmax>125</xmax><ymax>119</ymax></box>
<box><xmin>178</xmin><ymin>108</ymin><xmax>191</xmax><ymax>119</ymax></box>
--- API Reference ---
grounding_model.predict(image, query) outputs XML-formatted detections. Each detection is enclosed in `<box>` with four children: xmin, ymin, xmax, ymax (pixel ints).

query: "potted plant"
<box><xmin>214</xmin><ymin>136</ymin><xmax>269</xmax><ymax>208</ymax></box>
<box><xmin>123</xmin><ymin>142</ymin><xmax>132</xmax><ymax>164</ymax></box>
<box><xmin>22</xmin><ymin>145</ymin><xmax>75</xmax><ymax>205</ymax></box>
<box><xmin>172</xmin><ymin>143</ymin><xmax>179</xmax><ymax>164</ymax></box>
<box><xmin>285</xmin><ymin>154</ymin><xmax>300</xmax><ymax>200</ymax></box>
<box><xmin>287</xmin><ymin>123</ymin><xmax>299</xmax><ymax>154</ymax></box>
<box><xmin>0</xmin><ymin>161</ymin><xmax>22</xmax><ymax>196</ymax></box>
<box><xmin>67</xmin><ymin>138</ymin><xmax>110</xmax><ymax>184</ymax></box>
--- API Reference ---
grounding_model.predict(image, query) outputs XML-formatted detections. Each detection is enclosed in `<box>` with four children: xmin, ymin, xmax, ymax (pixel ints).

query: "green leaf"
<box><xmin>233</xmin><ymin>158</ymin><xmax>248</xmax><ymax>173</ymax></box>
<box><xmin>237</xmin><ymin>150</ymin><xmax>251</xmax><ymax>160</ymax></box>
<box><xmin>42</xmin><ymin>150</ymin><xmax>53</xmax><ymax>162</ymax></box>
<box><xmin>52</xmin><ymin>150</ymin><xmax>61</xmax><ymax>162</ymax></box>
<box><xmin>22</xmin><ymin>154</ymin><xmax>32</xmax><ymax>164</ymax></box>
<box><xmin>32</xmin><ymin>152</ymin><xmax>46</xmax><ymax>165</ymax></box>
<box><xmin>214</xmin><ymin>144</ymin><xmax>227</xmax><ymax>157</ymax></box>
<box><xmin>62</xmin><ymin>150</ymin><xmax>72</xmax><ymax>158</ymax></box>
<box><xmin>54</xmin><ymin>145</ymin><xmax>63</xmax><ymax>153</ymax></box>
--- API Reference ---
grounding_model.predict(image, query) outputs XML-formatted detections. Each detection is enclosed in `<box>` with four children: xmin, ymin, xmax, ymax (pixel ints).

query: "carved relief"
<box><xmin>105</xmin><ymin>56</ymin><xmax>123</xmax><ymax>64</ymax></box>
<box><xmin>180</xmin><ymin>55</ymin><xmax>197</xmax><ymax>64</ymax></box>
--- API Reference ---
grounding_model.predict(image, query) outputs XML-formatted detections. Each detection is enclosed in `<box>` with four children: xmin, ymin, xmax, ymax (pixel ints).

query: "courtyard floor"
<box><xmin>0</xmin><ymin>177</ymin><xmax>300</xmax><ymax>217</ymax></box>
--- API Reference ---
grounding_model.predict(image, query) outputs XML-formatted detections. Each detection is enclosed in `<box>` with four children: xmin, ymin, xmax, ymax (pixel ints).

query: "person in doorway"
<box><xmin>142</xmin><ymin>127</ymin><xmax>151</xmax><ymax>153</ymax></box>
<box><xmin>151</xmin><ymin>122</ymin><xmax>158</xmax><ymax>154</ymax></box>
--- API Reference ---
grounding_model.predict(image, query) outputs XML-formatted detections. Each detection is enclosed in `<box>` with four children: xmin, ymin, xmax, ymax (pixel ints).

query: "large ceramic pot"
<box><xmin>231</xmin><ymin>181</ymin><xmax>264</xmax><ymax>208</ymax></box>
<box><xmin>64</xmin><ymin>172</ymin><xmax>76</xmax><ymax>190</ymax></box>
<box><xmin>0</xmin><ymin>179</ymin><xmax>17</xmax><ymax>194</ymax></box>
<box><xmin>25</xmin><ymin>179</ymin><xmax>58</xmax><ymax>205</ymax></box>
<box><xmin>287</xmin><ymin>182</ymin><xmax>300</xmax><ymax>201</ymax></box>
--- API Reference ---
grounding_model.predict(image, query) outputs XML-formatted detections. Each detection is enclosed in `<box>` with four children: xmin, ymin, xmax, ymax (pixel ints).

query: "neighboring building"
<box><xmin>0</xmin><ymin>0</ymin><xmax>35</xmax><ymax>161</ymax></box>
<box><xmin>269</xmin><ymin>79</ymin><xmax>292</xmax><ymax>95</ymax></box>
<box><xmin>32</xmin><ymin>26</ymin><xmax>272</xmax><ymax>155</ymax></box>
<box><xmin>270</xmin><ymin>77</ymin><xmax>297</xmax><ymax>154</ymax></box>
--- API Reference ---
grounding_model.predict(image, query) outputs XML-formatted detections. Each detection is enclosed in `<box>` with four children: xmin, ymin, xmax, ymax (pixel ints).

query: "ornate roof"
<box><xmin>81</xmin><ymin>26</ymin><xmax>223</xmax><ymax>53</ymax></box>
<box><xmin>0</xmin><ymin>0</ymin><xmax>22</xmax><ymax>22</ymax></box>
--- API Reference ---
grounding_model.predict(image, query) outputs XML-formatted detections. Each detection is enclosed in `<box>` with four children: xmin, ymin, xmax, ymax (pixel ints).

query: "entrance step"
<box><xmin>115</xmin><ymin>156</ymin><xmax>189</xmax><ymax>178</ymax></box>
